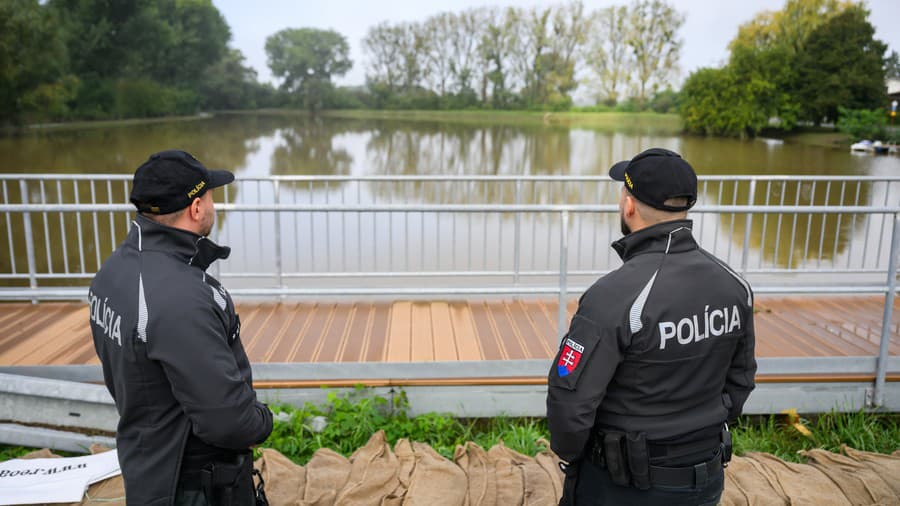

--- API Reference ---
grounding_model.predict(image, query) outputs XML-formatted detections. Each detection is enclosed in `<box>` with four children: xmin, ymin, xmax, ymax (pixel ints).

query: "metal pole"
<box><xmin>558</xmin><ymin>210</ymin><xmax>570</xmax><ymax>341</ymax></box>
<box><xmin>513</xmin><ymin>180</ymin><xmax>521</xmax><ymax>287</ymax></box>
<box><xmin>20</xmin><ymin>181</ymin><xmax>38</xmax><ymax>304</ymax></box>
<box><xmin>741</xmin><ymin>180</ymin><xmax>756</xmax><ymax>275</ymax></box>
<box><xmin>873</xmin><ymin>212</ymin><xmax>900</xmax><ymax>407</ymax></box>
<box><xmin>273</xmin><ymin>180</ymin><xmax>284</xmax><ymax>292</ymax></box>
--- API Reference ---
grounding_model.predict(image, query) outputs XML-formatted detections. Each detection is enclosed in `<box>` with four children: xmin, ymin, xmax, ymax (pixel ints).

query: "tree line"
<box><xmin>1</xmin><ymin>0</ymin><xmax>283</xmax><ymax>125</ymax></box>
<box><xmin>358</xmin><ymin>0</ymin><xmax>683</xmax><ymax>110</ymax></box>
<box><xmin>680</xmin><ymin>0</ymin><xmax>895</xmax><ymax>138</ymax></box>
<box><xmin>3</xmin><ymin>0</ymin><xmax>896</xmax><ymax>137</ymax></box>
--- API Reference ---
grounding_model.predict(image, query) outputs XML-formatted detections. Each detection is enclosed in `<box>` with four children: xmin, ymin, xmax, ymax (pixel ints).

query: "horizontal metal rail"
<box><xmin>2</xmin><ymin>174</ymin><xmax>899</xmax><ymax>406</ymax></box>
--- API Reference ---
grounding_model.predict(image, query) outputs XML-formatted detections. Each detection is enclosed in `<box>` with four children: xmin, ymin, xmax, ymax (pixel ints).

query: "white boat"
<box><xmin>850</xmin><ymin>140</ymin><xmax>873</xmax><ymax>152</ymax></box>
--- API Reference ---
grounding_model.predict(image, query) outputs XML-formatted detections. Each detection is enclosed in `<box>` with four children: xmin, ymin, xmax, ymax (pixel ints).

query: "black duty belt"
<box><xmin>648</xmin><ymin>448</ymin><xmax>723</xmax><ymax>488</ymax></box>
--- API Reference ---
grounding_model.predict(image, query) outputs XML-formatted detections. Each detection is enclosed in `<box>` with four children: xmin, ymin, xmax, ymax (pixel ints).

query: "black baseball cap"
<box><xmin>129</xmin><ymin>150</ymin><xmax>234</xmax><ymax>214</ymax></box>
<box><xmin>608</xmin><ymin>148</ymin><xmax>697</xmax><ymax>212</ymax></box>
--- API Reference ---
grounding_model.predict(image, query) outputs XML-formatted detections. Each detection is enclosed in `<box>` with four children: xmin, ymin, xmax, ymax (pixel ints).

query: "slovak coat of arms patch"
<box><xmin>556</xmin><ymin>338</ymin><xmax>585</xmax><ymax>377</ymax></box>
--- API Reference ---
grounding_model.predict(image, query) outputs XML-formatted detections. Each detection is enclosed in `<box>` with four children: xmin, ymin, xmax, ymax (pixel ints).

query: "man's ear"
<box><xmin>189</xmin><ymin>197</ymin><xmax>203</xmax><ymax>222</ymax></box>
<box><xmin>623</xmin><ymin>193</ymin><xmax>637</xmax><ymax>218</ymax></box>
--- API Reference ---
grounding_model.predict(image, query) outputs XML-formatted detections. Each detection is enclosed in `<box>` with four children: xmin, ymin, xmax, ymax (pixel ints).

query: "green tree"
<box><xmin>0</xmin><ymin>0</ymin><xmax>68</xmax><ymax>123</ymax></box>
<box><xmin>680</xmin><ymin>66</ymin><xmax>776</xmax><ymax>138</ymax></box>
<box><xmin>584</xmin><ymin>5</ymin><xmax>632</xmax><ymax>105</ymax></box>
<box><xmin>793</xmin><ymin>6</ymin><xmax>886</xmax><ymax>124</ymax></box>
<box><xmin>886</xmin><ymin>50</ymin><xmax>900</xmax><ymax>80</ymax></box>
<box><xmin>626</xmin><ymin>0</ymin><xmax>684</xmax><ymax>105</ymax></box>
<box><xmin>729</xmin><ymin>0</ymin><xmax>854</xmax><ymax>55</ymax></box>
<box><xmin>266</xmin><ymin>28</ymin><xmax>352</xmax><ymax>112</ymax></box>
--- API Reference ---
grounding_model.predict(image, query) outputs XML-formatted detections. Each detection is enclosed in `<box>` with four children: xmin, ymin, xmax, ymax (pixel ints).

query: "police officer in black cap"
<box><xmin>89</xmin><ymin>150</ymin><xmax>272</xmax><ymax>506</ymax></box>
<box><xmin>547</xmin><ymin>148</ymin><xmax>756</xmax><ymax>505</ymax></box>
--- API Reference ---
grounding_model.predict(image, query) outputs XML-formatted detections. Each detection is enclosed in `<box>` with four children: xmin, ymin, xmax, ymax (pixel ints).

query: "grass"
<box><xmin>2</xmin><ymin>389</ymin><xmax>897</xmax><ymax>464</ymax></box>
<box><xmin>317</xmin><ymin>108</ymin><xmax>683</xmax><ymax>134</ymax></box>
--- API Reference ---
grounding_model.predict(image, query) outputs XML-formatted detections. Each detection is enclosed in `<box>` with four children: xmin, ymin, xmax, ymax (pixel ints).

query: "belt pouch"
<box><xmin>625</xmin><ymin>432</ymin><xmax>650</xmax><ymax>490</ymax></box>
<box><xmin>201</xmin><ymin>453</ymin><xmax>255</xmax><ymax>506</ymax></box>
<box><xmin>603</xmin><ymin>432</ymin><xmax>630</xmax><ymax>487</ymax></box>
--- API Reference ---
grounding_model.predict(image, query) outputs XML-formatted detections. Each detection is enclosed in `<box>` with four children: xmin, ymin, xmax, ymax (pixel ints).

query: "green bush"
<box><xmin>836</xmin><ymin>107</ymin><xmax>888</xmax><ymax>141</ymax></box>
<box><xmin>113</xmin><ymin>79</ymin><xmax>198</xmax><ymax>118</ymax></box>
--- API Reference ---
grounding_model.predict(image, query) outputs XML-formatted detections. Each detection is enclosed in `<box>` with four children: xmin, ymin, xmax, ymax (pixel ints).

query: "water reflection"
<box><xmin>2</xmin><ymin>112</ymin><xmax>899</xmax><ymax>289</ymax></box>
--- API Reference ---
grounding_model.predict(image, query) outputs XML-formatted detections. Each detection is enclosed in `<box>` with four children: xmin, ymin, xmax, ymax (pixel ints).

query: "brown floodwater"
<box><xmin>1</xmin><ymin>112</ymin><xmax>898</xmax><ymax>289</ymax></box>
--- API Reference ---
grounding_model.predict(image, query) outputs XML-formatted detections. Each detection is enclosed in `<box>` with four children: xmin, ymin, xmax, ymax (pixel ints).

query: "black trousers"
<box><xmin>565</xmin><ymin>458</ymin><xmax>724</xmax><ymax>506</ymax></box>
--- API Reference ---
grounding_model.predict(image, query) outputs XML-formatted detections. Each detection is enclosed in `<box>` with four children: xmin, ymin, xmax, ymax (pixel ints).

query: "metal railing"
<box><xmin>1</xmin><ymin>174</ymin><xmax>899</xmax><ymax>405</ymax></box>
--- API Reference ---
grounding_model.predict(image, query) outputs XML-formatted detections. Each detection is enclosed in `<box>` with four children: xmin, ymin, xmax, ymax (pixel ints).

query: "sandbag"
<box><xmin>487</xmin><ymin>444</ymin><xmax>525</xmax><ymax>506</ymax></box>
<box><xmin>301</xmin><ymin>448</ymin><xmax>350</xmax><ymax>505</ymax></box>
<box><xmin>744</xmin><ymin>452</ymin><xmax>851</xmax><ymax>506</ymax></box>
<box><xmin>489</xmin><ymin>443</ymin><xmax>557</xmax><ymax>506</ymax></box>
<box><xmin>842</xmin><ymin>445</ymin><xmax>900</xmax><ymax>497</ymax></box>
<box><xmin>334</xmin><ymin>430</ymin><xmax>400</xmax><ymax>505</ymax></box>
<box><xmin>801</xmin><ymin>448</ymin><xmax>899</xmax><ymax>506</ymax></box>
<box><xmin>256</xmin><ymin>448</ymin><xmax>307</xmax><ymax>506</ymax></box>
<box><xmin>533</xmin><ymin>438</ymin><xmax>564</xmax><ymax>502</ymax></box>
<box><xmin>400</xmin><ymin>442</ymin><xmax>467</xmax><ymax>506</ymax></box>
<box><xmin>719</xmin><ymin>455</ymin><xmax>789</xmax><ymax>506</ymax></box>
<box><xmin>454</xmin><ymin>442</ymin><xmax>497</xmax><ymax>506</ymax></box>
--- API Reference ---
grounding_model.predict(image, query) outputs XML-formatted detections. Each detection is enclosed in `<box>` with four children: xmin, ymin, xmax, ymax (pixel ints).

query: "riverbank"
<box><xmin>217</xmin><ymin>108</ymin><xmax>685</xmax><ymax>134</ymax></box>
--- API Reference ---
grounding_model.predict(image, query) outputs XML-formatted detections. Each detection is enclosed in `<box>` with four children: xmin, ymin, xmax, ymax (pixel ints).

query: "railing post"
<box><xmin>20</xmin><ymin>181</ymin><xmax>38</xmax><ymax>304</ymax></box>
<box><xmin>273</xmin><ymin>180</ymin><xmax>284</xmax><ymax>294</ymax></box>
<box><xmin>557</xmin><ymin>210</ymin><xmax>570</xmax><ymax>341</ymax></box>
<box><xmin>873</xmin><ymin>212</ymin><xmax>900</xmax><ymax>407</ymax></box>
<box><xmin>513</xmin><ymin>180</ymin><xmax>521</xmax><ymax>287</ymax></box>
<box><xmin>741</xmin><ymin>179</ymin><xmax>756</xmax><ymax>275</ymax></box>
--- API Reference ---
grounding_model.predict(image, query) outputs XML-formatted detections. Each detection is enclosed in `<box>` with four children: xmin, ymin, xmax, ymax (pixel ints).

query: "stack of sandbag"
<box><xmin>720</xmin><ymin>445</ymin><xmax>900</xmax><ymax>506</ymax></box>
<box><xmin>256</xmin><ymin>431</ymin><xmax>564</xmax><ymax>505</ymax></box>
<box><xmin>16</xmin><ymin>438</ymin><xmax>900</xmax><ymax>505</ymax></box>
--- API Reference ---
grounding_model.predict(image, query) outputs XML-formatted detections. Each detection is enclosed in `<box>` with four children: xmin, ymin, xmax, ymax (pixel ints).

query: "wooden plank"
<box><xmin>364</xmin><ymin>303</ymin><xmax>391</xmax><ymax>362</ymax></box>
<box><xmin>282</xmin><ymin>304</ymin><xmax>318</xmax><ymax>363</ymax></box>
<box><xmin>292</xmin><ymin>304</ymin><xmax>336</xmax><ymax>362</ymax></box>
<box><xmin>315</xmin><ymin>304</ymin><xmax>353</xmax><ymax>363</ymax></box>
<box><xmin>386</xmin><ymin>302</ymin><xmax>411</xmax><ymax>362</ymax></box>
<box><xmin>238</xmin><ymin>304</ymin><xmax>277</xmax><ymax>358</ymax></box>
<box><xmin>506</xmin><ymin>301</ymin><xmax>552</xmax><ymax>359</ymax></box>
<box><xmin>11</xmin><ymin>308</ymin><xmax>89</xmax><ymax>365</ymax></box>
<box><xmin>487</xmin><ymin>303</ymin><xmax>525</xmax><ymax>360</ymax></box>
<box><xmin>264</xmin><ymin>304</ymin><xmax>312</xmax><ymax>363</ymax></box>
<box><xmin>410</xmin><ymin>303</ymin><xmax>434</xmax><ymax>361</ymax></box>
<box><xmin>469</xmin><ymin>302</ymin><xmax>503</xmax><ymax>360</ymax></box>
<box><xmin>0</xmin><ymin>304</ymin><xmax>35</xmax><ymax>332</ymax></box>
<box><xmin>790</xmin><ymin>296</ymin><xmax>889</xmax><ymax>354</ymax></box>
<box><xmin>340</xmin><ymin>303</ymin><xmax>373</xmax><ymax>362</ymax></box>
<box><xmin>449</xmin><ymin>302</ymin><xmax>482</xmax><ymax>361</ymax></box>
<box><xmin>0</xmin><ymin>304</ymin><xmax>71</xmax><ymax>354</ymax></box>
<box><xmin>47</xmin><ymin>330</ymin><xmax>95</xmax><ymax>365</ymax></box>
<box><xmin>771</xmin><ymin>298</ymin><xmax>879</xmax><ymax>356</ymax></box>
<box><xmin>243</xmin><ymin>303</ymin><xmax>298</xmax><ymax>361</ymax></box>
<box><xmin>330</xmin><ymin>305</ymin><xmax>355</xmax><ymax>363</ymax></box>
<box><xmin>523</xmin><ymin>300</ymin><xmax>559</xmax><ymax>353</ymax></box>
<box><xmin>430</xmin><ymin>302</ymin><xmax>458</xmax><ymax>362</ymax></box>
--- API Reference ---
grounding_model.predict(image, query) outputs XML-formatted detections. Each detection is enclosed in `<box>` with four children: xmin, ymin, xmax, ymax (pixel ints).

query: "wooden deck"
<box><xmin>0</xmin><ymin>296</ymin><xmax>897</xmax><ymax>371</ymax></box>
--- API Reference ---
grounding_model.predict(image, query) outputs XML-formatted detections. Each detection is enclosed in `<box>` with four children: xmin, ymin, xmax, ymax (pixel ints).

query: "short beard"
<box><xmin>620</xmin><ymin>216</ymin><xmax>631</xmax><ymax>236</ymax></box>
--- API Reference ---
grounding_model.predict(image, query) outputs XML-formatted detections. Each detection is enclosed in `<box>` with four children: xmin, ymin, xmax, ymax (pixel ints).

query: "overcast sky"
<box><xmin>212</xmin><ymin>0</ymin><xmax>900</xmax><ymax>89</ymax></box>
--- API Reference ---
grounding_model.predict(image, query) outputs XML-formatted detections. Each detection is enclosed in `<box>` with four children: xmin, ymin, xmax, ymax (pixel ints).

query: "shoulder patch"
<box><xmin>549</xmin><ymin>315</ymin><xmax>600</xmax><ymax>391</ymax></box>
<box><xmin>556</xmin><ymin>339</ymin><xmax>585</xmax><ymax>377</ymax></box>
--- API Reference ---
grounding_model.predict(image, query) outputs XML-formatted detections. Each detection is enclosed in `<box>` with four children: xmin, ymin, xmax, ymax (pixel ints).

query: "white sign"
<box><xmin>0</xmin><ymin>450</ymin><xmax>120</xmax><ymax>505</ymax></box>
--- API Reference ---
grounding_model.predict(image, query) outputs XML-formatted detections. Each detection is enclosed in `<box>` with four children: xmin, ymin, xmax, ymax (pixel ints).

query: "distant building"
<box><xmin>889</xmin><ymin>79</ymin><xmax>900</xmax><ymax>101</ymax></box>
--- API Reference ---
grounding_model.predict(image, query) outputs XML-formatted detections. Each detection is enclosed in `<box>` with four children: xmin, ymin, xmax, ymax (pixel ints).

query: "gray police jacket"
<box><xmin>89</xmin><ymin>214</ymin><xmax>273</xmax><ymax>506</ymax></box>
<box><xmin>547</xmin><ymin>219</ymin><xmax>756</xmax><ymax>463</ymax></box>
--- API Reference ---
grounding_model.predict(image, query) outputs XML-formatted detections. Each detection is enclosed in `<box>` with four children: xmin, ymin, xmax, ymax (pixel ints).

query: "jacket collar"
<box><xmin>127</xmin><ymin>214</ymin><xmax>230</xmax><ymax>271</ymax></box>
<box><xmin>612</xmin><ymin>219</ymin><xmax>697</xmax><ymax>262</ymax></box>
